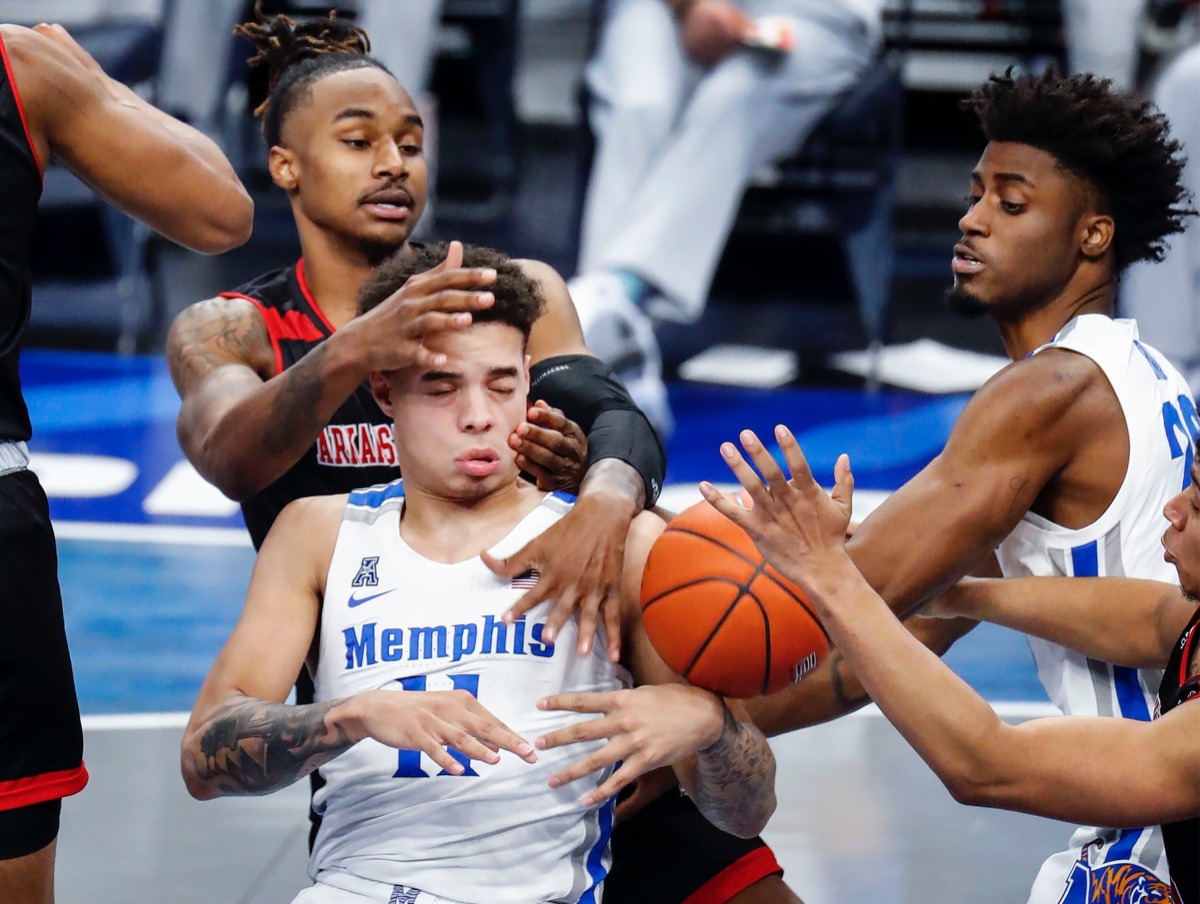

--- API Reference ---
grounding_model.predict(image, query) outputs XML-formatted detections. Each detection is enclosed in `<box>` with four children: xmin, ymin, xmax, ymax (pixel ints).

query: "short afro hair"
<box><xmin>358</xmin><ymin>242</ymin><xmax>545</xmax><ymax>341</ymax></box>
<box><xmin>965</xmin><ymin>70</ymin><xmax>1195</xmax><ymax>271</ymax></box>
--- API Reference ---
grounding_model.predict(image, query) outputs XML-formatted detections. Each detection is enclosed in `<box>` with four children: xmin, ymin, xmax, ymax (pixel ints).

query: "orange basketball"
<box><xmin>640</xmin><ymin>499</ymin><xmax>829</xmax><ymax>698</ymax></box>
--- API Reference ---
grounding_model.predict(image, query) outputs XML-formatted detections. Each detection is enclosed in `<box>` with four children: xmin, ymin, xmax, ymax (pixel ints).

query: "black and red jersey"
<box><xmin>221</xmin><ymin>259</ymin><xmax>398</xmax><ymax>548</ymax></box>
<box><xmin>1157</xmin><ymin>604</ymin><xmax>1199</xmax><ymax>904</ymax></box>
<box><xmin>0</xmin><ymin>33</ymin><xmax>43</xmax><ymax>443</ymax></box>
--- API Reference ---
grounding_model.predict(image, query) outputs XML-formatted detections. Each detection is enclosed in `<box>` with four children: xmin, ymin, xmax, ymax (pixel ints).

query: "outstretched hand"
<box><xmin>482</xmin><ymin>492</ymin><xmax>630</xmax><ymax>661</ymax></box>
<box><xmin>698</xmin><ymin>425</ymin><xmax>856</xmax><ymax>594</ymax></box>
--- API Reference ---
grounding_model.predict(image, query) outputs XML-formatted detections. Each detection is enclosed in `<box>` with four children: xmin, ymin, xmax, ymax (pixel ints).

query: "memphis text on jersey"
<box><xmin>344</xmin><ymin>615</ymin><xmax>553</xmax><ymax>670</ymax></box>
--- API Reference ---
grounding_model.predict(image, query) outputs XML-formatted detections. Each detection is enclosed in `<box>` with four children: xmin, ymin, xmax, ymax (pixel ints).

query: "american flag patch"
<box><xmin>512</xmin><ymin>568</ymin><xmax>540</xmax><ymax>590</ymax></box>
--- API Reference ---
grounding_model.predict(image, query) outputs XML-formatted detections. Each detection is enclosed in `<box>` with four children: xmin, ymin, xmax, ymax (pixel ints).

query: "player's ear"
<box><xmin>371</xmin><ymin>371</ymin><xmax>396</xmax><ymax>417</ymax></box>
<box><xmin>268</xmin><ymin>145</ymin><xmax>299</xmax><ymax>192</ymax></box>
<box><xmin>1080</xmin><ymin>214</ymin><xmax>1114</xmax><ymax>260</ymax></box>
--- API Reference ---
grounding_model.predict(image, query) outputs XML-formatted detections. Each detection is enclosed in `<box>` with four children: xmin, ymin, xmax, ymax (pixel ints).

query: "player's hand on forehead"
<box><xmin>341</xmin><ymin>241</ymin><xmax>498</xmax><ymax>372</ymax></box>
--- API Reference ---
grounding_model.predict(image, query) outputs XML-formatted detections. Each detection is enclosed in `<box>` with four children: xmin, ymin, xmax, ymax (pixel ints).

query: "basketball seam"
<box><xmin>764</xmin><ymin>568</ymin><xmax>830</xmax><ymax>643</ymax></box>
<box><xmin>683</xmin><ymin>559</ymin><xmax>769</xmax><ymax>681</ymax></box>
<box><xmin>741</xmin><ymin>590</ymin><xmax>772</xmax><ymax>697</ymax></box>
<box><xmin>663</xmin><ymin>527</ymin><xmax>759</xmax><ymax>568</ymax></box>
<box><xmin>642</xmin><ymin>576</ymin><xmax>748</xmax><ymax>612</ymax></box>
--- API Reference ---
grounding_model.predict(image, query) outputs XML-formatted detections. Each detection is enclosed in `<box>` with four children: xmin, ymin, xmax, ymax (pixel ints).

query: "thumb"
<box><xmin>831</xmin><ymin>453</ymin><xmax>854</xmax><ymax>521</ymax></box>
<box><xmin>481</xmin><ymin>542</ymin><xmax>535</xmax><ymax>578</ymax></box>
<box><xmin>443</xmin><ymin>239</ymin><xmax>463</xmax><ymax>270</ymax></box>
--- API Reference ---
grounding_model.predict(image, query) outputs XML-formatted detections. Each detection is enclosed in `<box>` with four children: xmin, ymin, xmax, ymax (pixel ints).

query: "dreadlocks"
<box><xmin>234</xmin><ymin>3</ymin><xmax>391</xmax><ymax>147</ymax></box>
<box><xmin>965</xmin><ymin>70</ymin><xmax>1195</xmax><ymax>271</ymax></box>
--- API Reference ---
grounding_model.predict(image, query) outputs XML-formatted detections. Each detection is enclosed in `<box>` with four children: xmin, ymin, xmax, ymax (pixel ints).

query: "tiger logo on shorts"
<box><xmin>1058</xmin><ymin>841</ymin><xmax>1172</xmax><ymax>904</ymax></box>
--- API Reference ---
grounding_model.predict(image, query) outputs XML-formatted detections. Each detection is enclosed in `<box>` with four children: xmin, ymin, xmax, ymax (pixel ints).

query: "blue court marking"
<box><xmin>24</xmin><ymin>350</ymin><xmax>1045</xmax><ymax>713</ymax></box>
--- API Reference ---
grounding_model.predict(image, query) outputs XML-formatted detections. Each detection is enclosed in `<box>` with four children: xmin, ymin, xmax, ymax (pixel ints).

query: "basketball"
<box><xmin>640</xmin><ymin>498</ymin><xmax>830</xmax><ymax>698</ymax></box>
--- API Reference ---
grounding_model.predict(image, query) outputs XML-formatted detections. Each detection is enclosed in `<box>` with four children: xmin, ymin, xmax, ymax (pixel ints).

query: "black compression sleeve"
<box><xmin>529</xmin><ymin>354</ymin><xmax>666</xmax><ymax>506</ymax></box>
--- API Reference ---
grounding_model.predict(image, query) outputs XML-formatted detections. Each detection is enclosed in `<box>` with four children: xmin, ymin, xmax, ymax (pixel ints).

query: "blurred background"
<box><xmin>3</xmin><ymin>1</ymin><xmax>1199</xmax><ymax>901</ymax></box>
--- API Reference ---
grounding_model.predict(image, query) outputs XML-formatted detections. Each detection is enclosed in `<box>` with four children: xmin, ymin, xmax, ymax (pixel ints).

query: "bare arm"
<box><xmin>808</xmin><ymin>561</ymin><xmax>1200</xmax><ymax>826</ymax></box>
<box><xmin>746</xmin><ymin>353</ymin><xmax>1104</xmax><ymax>732</ymax></box>
<box><xmin>705</xmin><ymin>433</ymin><xmax>1200</xmax><ymax>829</ymax></box>
<box><xmin>7</xmin><ymin>24</ymin><xmax>251</xmax><ymax>253</ymax></box>
<box><xmin>181</xmin><ymin>494</ymin><xmax>350</xmax><ymax>798</ymax></box>
<box><xmin>928</xmin><ymin>576</ymin><xmax>1193</xmax><ymax>669</ymax></box>
<box><xmin>168</xmin><ymin>244</ymin><xmax>497</xmax><ymax>500</ymax></box>
<box><xmin>537</xmin><ymin>514</ymin><xmax>777</xmax><ymax>838</ymax></box>
<box><xmin>182</xmin><ymin>495</ymin><xmax>535</xmax><ymax>799</ymax></box>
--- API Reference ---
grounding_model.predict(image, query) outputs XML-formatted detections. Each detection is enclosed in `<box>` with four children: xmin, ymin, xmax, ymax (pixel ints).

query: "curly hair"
<box><xmin>234</xmin><ymin>3</ymin><xmax>391</xmax><ymax>147</ymax></box>
<box><xmin>964</xmin><ymin>70</ymin><xmax>1195</xmax><ymax>270</ymax></box>
<box><xmin>358</xmin><ymin>243</ymin><xmax>546</xmax><ymax>340</ymax></box>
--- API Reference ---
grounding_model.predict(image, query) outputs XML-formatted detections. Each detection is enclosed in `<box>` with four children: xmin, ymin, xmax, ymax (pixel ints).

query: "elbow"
<box><xmin>190</xmin><ymin>433</ymin><xmax>260</xmax><ymax>502</ymax></box>
<box><xmin>180</xmin><ymin>749</ymin><xmax>218</xmax><ymax>801</ymax></box>
<box><xmin>189</xmin><ymin>189</ymin><xmax>255</xmax><ymax>255</ymax></box>
<box><xmin>741</xmin><ymin>790</ymin><xmax>778</xmax><ymax>838</ymax></box>
<box><xmin>941</xmin><ymin>761</ymin><xmax>1009</xmax><ymax>810</ymax></box>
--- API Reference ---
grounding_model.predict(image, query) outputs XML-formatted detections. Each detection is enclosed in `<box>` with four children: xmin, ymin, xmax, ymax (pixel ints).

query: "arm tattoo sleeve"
<box><xmin>188</xmin><ymin>693</ymin><xmax>356</xmax><ymax>797</ymax></box>
<box><xmin>690</xmin><ymin>702</ymin><xmax>777</xmax><ymax>836</ymax></box>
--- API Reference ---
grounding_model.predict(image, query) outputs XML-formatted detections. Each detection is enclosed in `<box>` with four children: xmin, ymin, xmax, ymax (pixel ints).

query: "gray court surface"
<box><xmin>57</xmin><ymin>708</ymin><xmax>1073</xmax><ymax>903</ymax></box>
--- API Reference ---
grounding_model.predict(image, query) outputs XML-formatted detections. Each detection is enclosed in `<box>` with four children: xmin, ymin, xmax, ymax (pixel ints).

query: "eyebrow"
<box><xmin>333</xmin><ymin>107</ymin><xmax>377</xmax><ymax>124</ymax></box>
<box><xmin>420</xmin><ymin>366</ymin><xmax>519</xmax><ymax>382</ymax></box>
<box><xmin>972</xmin><ymin>169</ymin><xmax>1034</xmax><ymax>187</ymax></box>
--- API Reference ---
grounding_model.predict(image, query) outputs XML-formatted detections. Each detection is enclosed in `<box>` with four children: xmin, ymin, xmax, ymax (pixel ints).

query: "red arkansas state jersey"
<box><xmin>221</xmin><ymin>259</ymin><xmax>400</xmax><ymax>548</ymax></box>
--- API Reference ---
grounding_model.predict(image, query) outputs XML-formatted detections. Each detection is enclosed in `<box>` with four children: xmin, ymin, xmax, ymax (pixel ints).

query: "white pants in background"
<box><xmin>1060</xmin><ymin>0</ymin><xmax>1147</xmax><ymax>91</ymax></box>
<box><xmin>578</xmin><ymin>0</ymin><xmax>878</xmax><ymax>322</ymax></box>
<box><xmin>1122</xmin><ymin>41</ymin><xmax>1200</xmax><ymax>395</ymax></box>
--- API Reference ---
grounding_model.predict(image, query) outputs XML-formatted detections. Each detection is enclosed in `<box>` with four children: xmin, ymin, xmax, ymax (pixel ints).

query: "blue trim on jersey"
<box><xmin>348</xmin><ymin>479</ymin><xmax>405</xmax><ymax>509</ymax></box>
<box><xmin>1070</xmin><ymin>540</ymin><xmax>1152</xmax><ymax>862</ymax></box>
<box><xmin>1134</xmin><ymin>340</ymin><xmax>1168</xmax><ymax>381</ymax></box>
<box><xmin>1103</xmin><ymin>827</ymin><xmax>1142</xmax><ymax>866</ymax></box>
<box><xmin>551</xmin><ymin>490</ymin><xmax>577</xmax><ymax>504</ymax></box>
<box><xmin>1070</xmin><ymin>540</ymin><xmax>1099</xmax><ymax>579</ymax></box>
<box><xmin>1113</xmin><ymin>666</ymin><xmax>1151</xmax><ymax>722</ymax></box>
<box><xmin>576</xmin><ymin>797</ymin><xmax>615</xmax><ymax>904</ymax></box>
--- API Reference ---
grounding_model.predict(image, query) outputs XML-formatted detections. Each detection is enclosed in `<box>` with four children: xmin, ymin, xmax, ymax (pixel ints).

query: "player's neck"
<box><xmin>994</xmin><ymin>278</ymin><xmax>1116</xmax><ymax>360</ymax></box>
<box><xmin>296</xmin><ymin>225</ymin><xmax>402</xmax><ymax>330</ymax></box>
<box><xmin>398</xmin><ymin>479</ymin><xmax>544</xmax><ymax>564</ymax></box>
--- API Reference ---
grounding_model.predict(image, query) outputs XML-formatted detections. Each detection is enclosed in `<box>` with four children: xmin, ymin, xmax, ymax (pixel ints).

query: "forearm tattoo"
<box><xmin>830</xmin><ymin>651</ymin><xmax>869</xmax><ymax>709</ymax></box>
<box><xmin>188</xmin><ymin>693</ymin><xmax>355</xmax><ymax>797</ymax></box>
<box><xmin>691</xmin><ymin>703</ymin><xmax>776</xmax><ymax>836</ymax></box>
<box><xmin>261</xmin><ymin>342</ymin><xmax>333</xmax><ymax>455</ymax></box>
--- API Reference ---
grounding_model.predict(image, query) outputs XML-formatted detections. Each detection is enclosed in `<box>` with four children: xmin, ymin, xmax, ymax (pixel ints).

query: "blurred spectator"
<box><xmin>569</xmin><ymin>0</ymin><xmax>882</xmax><ymax>434</ymax></box>
<box><xmin>1060</xmin><ymin>0</ymin><xmax>1147</xmax><ymax>92</ymax></box>
<box><xmin>1122</xmin><ymin>41</ymin><xmax>1200</xmax><ymax>395</ymax></box>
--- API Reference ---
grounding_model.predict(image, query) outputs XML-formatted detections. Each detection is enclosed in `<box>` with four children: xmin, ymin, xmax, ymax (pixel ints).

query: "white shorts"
<box><xmin>292</xmin><ymin>871</ymin><xmax>466</xmax><ymax>904</ymax></box>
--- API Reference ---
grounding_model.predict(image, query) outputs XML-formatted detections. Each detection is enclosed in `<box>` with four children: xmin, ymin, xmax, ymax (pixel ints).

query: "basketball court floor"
<box><xmin>26</xmin><ymin>348</ymin><xmax>1079</xmax><ymax>902</ymax></box>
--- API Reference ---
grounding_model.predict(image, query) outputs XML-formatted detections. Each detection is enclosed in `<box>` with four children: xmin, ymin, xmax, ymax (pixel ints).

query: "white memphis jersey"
<box><xmin>309</xmin><ymin>480</ymin><xmax>630</xmax><ymax>904</ymax></box>
<box><xmin>995</xmin><ymin>315</ymin><xmax>1198</xmax><ymax>902</ymax></box>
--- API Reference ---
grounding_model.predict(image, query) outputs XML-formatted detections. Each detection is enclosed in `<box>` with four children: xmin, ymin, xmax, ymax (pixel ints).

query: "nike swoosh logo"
<box><xmin>348</xmin><ymin>588</ymin><xmax>396</xmax><ymax>608</ymax></box>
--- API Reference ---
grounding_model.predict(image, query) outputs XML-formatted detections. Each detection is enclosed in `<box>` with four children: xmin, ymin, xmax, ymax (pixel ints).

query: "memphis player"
<box><xmin>704</xmin><ymin>434</ymin><xmax>1199</xmax><ymax>903</ymax></box>
<box><xmin>180</xmin><ymin>244</ymin><xmax>776</xmax><ymax>904</ymax></box>
<box><xmin>709</xmin><ymin>70</ymin><xmax>1199</xmax><ymax>901</ymax></box>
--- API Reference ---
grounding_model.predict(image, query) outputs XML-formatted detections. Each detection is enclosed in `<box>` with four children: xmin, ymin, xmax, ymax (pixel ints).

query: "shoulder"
<box><xmin>947</xmin><ymin>347</ymin><xmax>1112</xmax><ymax>453</ymax></box>
<box><xmin>166</xmin><ymin>294</ymin><xmax>275</xmax><ymax>382</ymax></box>
<box><xmin>0</xmin><ymin>26</ymin><xmax>104</xmax><ymax>130</ymax></box>
<box><xmin>516</xmin><ymin>259</ymin><xmax>589</xmax><ymax>359</ymax></box>
<box><xmin>266</xmin><ymin>494</ymin><xmax>348</xmax><ymax>572</ymax></box>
